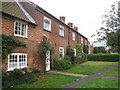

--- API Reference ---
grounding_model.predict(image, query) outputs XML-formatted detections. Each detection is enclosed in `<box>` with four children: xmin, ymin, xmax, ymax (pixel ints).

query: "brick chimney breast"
<box><xmin>59</xmin><ymin>16</ymin><xmax>65</xmax><ymax>22</ymax></box>
<box><xmin>68</xmin><ymin>22</ymin><xmax>73</xmax><ymax>28</ymax></box>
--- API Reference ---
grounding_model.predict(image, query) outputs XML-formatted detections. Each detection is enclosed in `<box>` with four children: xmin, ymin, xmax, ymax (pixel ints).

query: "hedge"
<box><xmin>52</xmin><ymin>59</ymin><xmax>72</xmax><ymax>70</ymax></box>
<box><xmin>87</xmin><ymin>54</ymin><xmax>119</xmax><ymax>62</ymax></box>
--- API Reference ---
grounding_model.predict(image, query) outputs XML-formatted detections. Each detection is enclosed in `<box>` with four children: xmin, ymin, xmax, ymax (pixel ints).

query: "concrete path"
<box><xmin>63</xmin><ymin>63</ymin><xmax>119</xmax><ymax>88</ymax></box>
<box><xmin>48</xmin><ymin>71</ymin><xmax>88</xmax><ymax>77</ymax></box>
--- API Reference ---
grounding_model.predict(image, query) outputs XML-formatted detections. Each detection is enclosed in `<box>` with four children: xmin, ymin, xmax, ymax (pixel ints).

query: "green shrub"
<box><xmin>2</xmin><ymin>68</ymin><xmax>40</xmax><ymax>88</ymax></box>
<box><xmin>2</xmin><ymin>34</ymin><xmax>26</xmax><ymax>60</ymax></box>
<box><xmin>52</xmin><ymin>58</ymin><xmax>72</xmax><ymax>70</ymax></box>
<box><xmin>88</xmin><ymin>54</ymin><xmax>119</xmax><ymax>62</ymax></box>
<box><xmin>74</xmin><ymin>53</ymin><xmax>87</xmax><ymax>64</ymax></box>
<box><xmin>83</xmin><ymin>45</ymin><xmax>88</xmax><ymax>54</ymax></box>
<box><xmin>30</xmin><ymin>67</ymin><xmax>41</xmax><ymax>73</ymax></box>
<box><xmin>76</xmin><ymin>43</ymin><xmax>82</xmax><ymax>56</ymax></box>
<box><xmin>65</xmin><ymin>45</ymin><xmax>74</xmax><ymax>64</ymax></box>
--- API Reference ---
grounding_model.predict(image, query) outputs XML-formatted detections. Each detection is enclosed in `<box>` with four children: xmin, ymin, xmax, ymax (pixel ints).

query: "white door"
<box><xmin>46</xmin><ymin>51</ymin><xmax>50</xmax><ymax>71</ymax></box>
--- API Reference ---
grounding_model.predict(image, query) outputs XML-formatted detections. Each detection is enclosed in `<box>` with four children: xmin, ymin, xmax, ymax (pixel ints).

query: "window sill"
<box><xmin>59</xmin><ymin>35</ymin><xmax>64</xmax><ymax>38</ymax></box>
<box><xmin>14</xmin><ymin>34</ymin><xmax>28</xmax><ymax>38</ymax></box>
<box><xmin>7</xmin><ymin>66</ymin><xmax>28</xmax><ymax>71</ymax></box>
<box><xmin>44</xmin><ymin>28</ymin><xmax>51</xmax><ymax>33</ymax></box>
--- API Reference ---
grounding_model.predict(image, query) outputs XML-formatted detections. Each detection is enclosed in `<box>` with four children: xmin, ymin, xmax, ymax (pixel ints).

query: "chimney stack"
<box><xmin>74</xmin><ymin>26</ymin><xmax>78</xmax><ymax>31</ymax></box>
<box><xmin>59</xmin><ymin>16</ymin><xmax>65</xmax><ymax>22</ymax></box>
<box><xmin>68</xmin><ymin>22</ymin><xmax>73</xmax><ymax>28</ymax></box>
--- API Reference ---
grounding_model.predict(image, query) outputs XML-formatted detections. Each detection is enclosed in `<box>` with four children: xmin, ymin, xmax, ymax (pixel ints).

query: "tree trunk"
<box><xmin>41</xmin><ymin>54</ymin><xmax>46</xmax><ymax>75</ymax></box>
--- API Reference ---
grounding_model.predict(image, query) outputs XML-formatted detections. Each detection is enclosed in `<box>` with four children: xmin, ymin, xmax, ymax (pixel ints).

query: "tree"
<box><xmin>93</xmin><ymin>47</ymin><xmax>107</xmax><ymax>54</ymax></box>
<box><xmin>92</xmin><ymin>1</ymin><xmax>120</xmax><ymax>53</ymax></box>
<box><xmin>38</xmin><ymin>36</ymin><xmax>54</xmax><ymax>74</ymax></box>
<box><xmin>107</xmin><ymin>31</ymin><xmax>118</xmax><ymax>52</ymax></box>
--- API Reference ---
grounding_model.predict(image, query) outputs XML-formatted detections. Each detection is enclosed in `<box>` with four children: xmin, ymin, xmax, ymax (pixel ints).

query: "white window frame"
<box><xmin>59</xmin><ymin>25</ymin><xmax>64</xmax><ymax>37</ymax></box>
<box><xmin>81</xmin><ymin>37</ymin><xmax>83</xmax><ymax>43</ymax></box>
<box><xmin>14</xmin><ymin>21</ymin><xmax>28</xmax><ymax>38</ymax></box>
<box><xmin>44</xmin><ymin>17</ymin><xmax>51</xmax><ymax>32</ymax></box>
<box><xmin>72</xmin><ymin>32</ymin><xmax>75</xmax><ymax>41</ymax></box>
<box><xmin>8</xmin><ymin>53</ymin><xmax>27</xmax><ymax>71</ymax></box>
<box><xmin>73</xmin><ymin>48</ymin><xmax>76</xmax><ymax>56</ymax></box>
<box><xmin>59</xmin><ymin>47</ymin><xmax>64</xmax><ymax>58</ymax></box>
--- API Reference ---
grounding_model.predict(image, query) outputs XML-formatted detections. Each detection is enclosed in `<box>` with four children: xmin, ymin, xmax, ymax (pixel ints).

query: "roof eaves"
<box><xmin>2</xmin><ymin>11</ymin><xmax>37</xmax><ymax>26</ymax></box>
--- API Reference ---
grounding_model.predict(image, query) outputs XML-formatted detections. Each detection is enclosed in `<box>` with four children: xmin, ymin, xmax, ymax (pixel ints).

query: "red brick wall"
<box><xmin>20</xmin><ymin>2</ymin><xmax>70</xmax><ymax>58</ymax></box>
<box><xmin>2</xmin><ymin>14</ymin><xmax>43</xmax><ymax>71</ymax></box>
<box><xmin>2</xmin><ymin>2</ymin><xmax>93</xmax><ymax>71</ymax></box>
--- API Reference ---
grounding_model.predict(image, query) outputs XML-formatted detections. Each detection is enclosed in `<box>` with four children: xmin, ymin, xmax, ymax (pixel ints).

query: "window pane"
<box><xmin>8</xmin><ymin>54</ymin><xmax>27</xmax><ymax>70</ymax></box>
<box><xmin>19</xmin><ymin>55</ymin><xmax>26</xmax><ymax>68</ymax></box>
<box><xmin>14</xmin><ymin>21</ymin><xmax>27</xmax><ymax>37</ymax></box>
<box><xmin>44</xmin><ymin>18</ymin><xmax>51</xmax><ymax>31</ymax></box>
<box><xmin>9</xmin><ymin>55</ymin><xmax>17</xmax><ymax>69</ymax></box>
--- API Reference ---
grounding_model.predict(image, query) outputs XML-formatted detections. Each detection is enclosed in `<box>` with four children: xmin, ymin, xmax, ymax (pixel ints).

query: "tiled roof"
<box><xmin>1</xmin><ymin>1</ymin><xmax>36</xmax><ymax>24</ymax></box>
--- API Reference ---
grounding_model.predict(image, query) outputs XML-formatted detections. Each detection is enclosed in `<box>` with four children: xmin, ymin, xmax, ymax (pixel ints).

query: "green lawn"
<box><xmin>76</xmin><ymin>78</ymin><xmax>118</xmax><ymax>88</ymax></box>
<box><xmin>101</xmin><ymin>66</ymin><xmax>119</xmax><ymax>77</ymax></box>
<box><xmin>76</xmin><ymin>64</ymin><xmax>119</xmax><ymax>88</ymax></box>
<box><xmin>13</xmin><ymin>61</ymin><xmax>118</xmax><ymax>88</ymax></box>
<box><xmin>14</xmin><ymin>73</ymin><xmax>81</xmax><ymax>88</ymax></box>
<box><xmin>61</xmin><ymin>61</ymin><xmax>117</xmax><ymax>75</ymax></box>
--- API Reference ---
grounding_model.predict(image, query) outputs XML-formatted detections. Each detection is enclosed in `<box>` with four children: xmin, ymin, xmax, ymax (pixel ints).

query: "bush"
<box><xmin>76</xmin><ymin>43</ymin><xmax>82</xmax><ymax>56</ymax></box>
<box><xmin>74</xmin><ymin>53</ymin><xmax>87</xmax><ymax>64</ymax></box>
<box><xmin>52</xmin><ymin>58</ymin><xmax>72</xmax><ymax>70</ymax></box>
<box><xmin>2</xmin><ymin>68</ymin><xmax>40</xmax><ymax>88</ymax></box>
<box><xmin>83</xmin><ymin>45</ymin><xmax>88</xmax><ymax>54</ymax></box>
<box><xmin>88</xmin><ymin>54</ymin><xmax>119</xmax><ymax>62</ymax></box>
<box><xmin>65</xmin><ymin>45</ymin><xmax>74</xmax><ymax>64</ymax></box>
<box><xmin>30</xmin><ymin>67</ymin><xmax>41</xmax><ymax>73</ymax></box>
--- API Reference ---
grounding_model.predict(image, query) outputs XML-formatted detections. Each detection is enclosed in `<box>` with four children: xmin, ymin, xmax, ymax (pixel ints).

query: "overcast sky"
<box><xmin>30</xmin><ymin>0</ymin><xmax>118</xmax><ymax>47</ymax></box>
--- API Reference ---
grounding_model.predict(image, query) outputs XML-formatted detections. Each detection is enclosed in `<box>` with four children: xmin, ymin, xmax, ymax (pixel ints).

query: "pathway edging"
<box><xmin>48</xmin><ymin>71</ymin><xmax>88</xmax><ymax>77</ymax></box>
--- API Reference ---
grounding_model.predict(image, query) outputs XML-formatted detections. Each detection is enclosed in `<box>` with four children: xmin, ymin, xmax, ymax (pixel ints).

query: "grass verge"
<box><xmin>61</xmin><ymin>61</ymin><xmax>118</xmax><ymax>75</ymax></box>
<box><xmin>76</xmin><ymin>78</ymin><xmax>118</xmax><ymax>88</ymax></box>
<box><xmin>101</xmin><ymin>66</ymin><xmax>119</xmax><ymax>77</ymax></box>
<box><xmin>14</xmin><ymin>73</ymin><xmax>81</xmax><ymax>88</ymax></box>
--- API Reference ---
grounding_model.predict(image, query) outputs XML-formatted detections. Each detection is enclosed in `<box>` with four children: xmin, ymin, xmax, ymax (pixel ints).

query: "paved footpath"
<box><xmin>48</xmin><ymin>71</ymin><xmax>88</xmax><ymax>77</ymax></box>
<box><xmin>63</xmin><ymin>63</ymin><xmax>119</xmax><ymax>88</ymax></box>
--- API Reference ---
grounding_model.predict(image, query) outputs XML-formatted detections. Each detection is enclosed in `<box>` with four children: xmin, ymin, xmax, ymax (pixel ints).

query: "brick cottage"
<box><xmin>1</xmin><ymin>1</ymin><xmax>93</xmax><ymax>71</ymax></box>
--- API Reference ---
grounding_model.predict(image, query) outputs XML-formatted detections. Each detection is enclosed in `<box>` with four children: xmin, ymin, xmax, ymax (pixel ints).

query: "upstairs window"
<box><xmin>8</xmin><ymin>53</ymin><xmax>27</xmax><ymax>71</ymax></box>
<box><xmin>44</xmin><ymin>17</ymin><xmax>51</xmax><ymax>32</ymax></box>
<box><xmin>14</xmin><ymin>21</ymin><xmax>28</xmax><ymax>38</ymax></box>
<box><xmin>59</xmin><ymin>47</ymin><xmax>64</xmax><ymax>58</ymax></box>
<box><xmin>59</xmin><ymin>25</ymin><xmax>64</xmax><ymax>37</ymax></box>
<box><xmin>81</xmin><ymin>37</ymin><xmax>83</xmax><ymax>43</ymax></box>
<box><xmin>72</xmin><ymin>32</ymin><xmax>75</xmax><ymax>40</ymax></box>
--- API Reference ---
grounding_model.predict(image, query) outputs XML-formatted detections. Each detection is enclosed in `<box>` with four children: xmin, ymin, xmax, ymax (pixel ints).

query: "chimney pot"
<box><xmin>68</xmin><ymin>22</ymin><xmax>73</xmax><ymax>28</ymax></box>
<box><xmin>59</xmin><ymin>16</ymin><xmax>65</xmax><ymax>22</ymax></box>
<box><xmin>74</xmin><ymin>26</ymin><xmax>78</xmax><ymax>31</ymax></box>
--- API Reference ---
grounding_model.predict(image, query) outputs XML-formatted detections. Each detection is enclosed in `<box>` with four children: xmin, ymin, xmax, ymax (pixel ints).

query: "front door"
<box><xmin>46</xmin><ymin>51</ymin><xmax>50</xmax><ymax>71</ymax></box>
